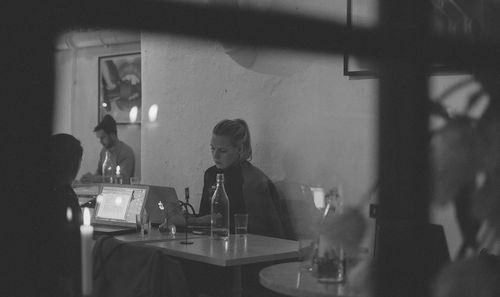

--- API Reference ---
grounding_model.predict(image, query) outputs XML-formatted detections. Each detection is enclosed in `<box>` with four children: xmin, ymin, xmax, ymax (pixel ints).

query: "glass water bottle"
<box><xmin>211</xmin><ymin>173</ymin><xmax>230</xmax><ymax>240</ymax></box>
<box><xmin>102</xmin><ymin>151</ymin><xmax>115</xmax><ymax>183</ymax></box>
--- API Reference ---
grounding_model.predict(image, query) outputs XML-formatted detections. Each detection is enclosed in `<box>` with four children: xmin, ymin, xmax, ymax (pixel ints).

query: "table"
<box><xmin>92</xmin><ymin>231</ymin><xmax>196</xmax><ymax>297</ymax></box>
<box><xmin>94</xmin><ymin>231</ymin><xmax>298</xmax><ymax>297</ymax></box>
<box><xmin>146</xmin><ymin>234</ymin><xmax>299</xmax><ymax>297</ymax></box>
<box><xmin>260</xmin><ymin>262</ymin><xmax>361</xmax><ymax>297</ymax></box>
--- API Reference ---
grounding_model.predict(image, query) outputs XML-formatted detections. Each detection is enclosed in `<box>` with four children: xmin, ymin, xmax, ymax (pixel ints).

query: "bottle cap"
<box><xmin>216</xmin><ymin>173</ymin><xmax>224</xmax><ymax>182</ymax></box>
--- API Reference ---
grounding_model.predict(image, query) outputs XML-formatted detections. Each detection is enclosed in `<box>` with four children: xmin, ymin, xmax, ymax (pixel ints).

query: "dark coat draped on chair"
<box><xmin>93</xmin><ymin>236</ymin><xmax>191</xmax><ymax>297</ymax></box>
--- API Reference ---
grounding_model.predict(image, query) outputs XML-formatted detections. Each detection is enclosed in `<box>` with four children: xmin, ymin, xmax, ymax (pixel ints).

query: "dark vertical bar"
<box><xmin>376</xmin><ymin>0</ymin><xmax>432</xmax><ymax>297</ymax></box>
<box><xmin>4</xmin><ymin>2</ymin><xmax>56</xmax><ymax>296</ymax></box>
<box><xmin>378</xmin><ymin>0</ymin><xmax>431</xmax><ymax>222</ymax></box>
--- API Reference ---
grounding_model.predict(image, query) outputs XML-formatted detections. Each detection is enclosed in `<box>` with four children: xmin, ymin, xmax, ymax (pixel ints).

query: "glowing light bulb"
<box><xmin>148</xmin><ymin>104</ymin><xmax>158</xmax><ymax>122</ymax></box>
<box><xmin>129</xmin><ymin>106</ymin><xmax>138</xmax><ymax>123</ymax></box>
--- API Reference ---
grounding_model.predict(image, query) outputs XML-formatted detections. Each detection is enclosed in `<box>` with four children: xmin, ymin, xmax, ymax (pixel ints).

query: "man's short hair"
<box><xmin>94</xmin><ymin>115</ymin><xmax>117</xmax><ymax>135</ymax></box>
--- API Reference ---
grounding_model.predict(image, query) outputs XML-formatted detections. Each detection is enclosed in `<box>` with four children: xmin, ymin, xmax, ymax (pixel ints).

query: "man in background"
<box><xmin>81</xmin><ymin>114</ymin><xmax>135</xmax><ymax>184</ymax></box>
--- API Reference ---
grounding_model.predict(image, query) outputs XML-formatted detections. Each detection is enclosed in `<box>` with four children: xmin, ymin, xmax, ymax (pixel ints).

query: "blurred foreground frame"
<box><xmin>344</xmin><ymin>0</ymin><xmax>488</xmax><ymax>77</ymax></box>
<box><xmin>7</xmin><ymin>0</ymin><xmax>500</xmax><ymax>297</ymax></box>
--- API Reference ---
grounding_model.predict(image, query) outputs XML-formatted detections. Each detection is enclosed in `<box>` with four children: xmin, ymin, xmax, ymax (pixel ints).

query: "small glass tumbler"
<box><xmin>234</xmin><ymin>213</ymin><xmax>248</xmax><ymax>237</ymax></box>
<box><xmin>159</xmin><ymin>217</ymin><xmax>177</xmax><ymax>236</ymax></box>
<box><xmin>135</xmin><ymin>211</ymin><xmax>150</xmax><ymax>238</ymax></box>
<box><xmin>316</xmin><ymin>238</ymin><xmax>345</xmax><ymax>283</ymax></box>
<box><xmin>298</xmin><ymin>238</ymin><xmax>315</xmax><ymax>271</ymax></box>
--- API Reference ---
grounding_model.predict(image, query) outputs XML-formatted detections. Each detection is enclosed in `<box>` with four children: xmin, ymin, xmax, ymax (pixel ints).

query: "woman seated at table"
<box><xmin>175</xmin><ymin>119</ymin><xmax>286</xmax><ymax>297</ymax></box>
<box><xmin>179</xmin><ymin>118</ymin><xmax>285</xmax><ymax>238</ymax></box>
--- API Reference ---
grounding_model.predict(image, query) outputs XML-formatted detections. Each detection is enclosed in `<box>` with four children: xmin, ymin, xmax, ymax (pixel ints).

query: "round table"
<box><xmin>259</xmin><ymin>262</ymin><xmax>360</xmax><ymax>297</ymax></box>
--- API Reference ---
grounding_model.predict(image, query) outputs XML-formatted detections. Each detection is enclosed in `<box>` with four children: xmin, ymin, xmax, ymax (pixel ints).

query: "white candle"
<box><xmin>80</xmin><ymin>208</ymin><xmax>93</xmax><ymax>296</ymax></box>
<box><xmin>116</xmin><ymin>165</ymin><xmax>121</xmax><ymax>176</ymax></box>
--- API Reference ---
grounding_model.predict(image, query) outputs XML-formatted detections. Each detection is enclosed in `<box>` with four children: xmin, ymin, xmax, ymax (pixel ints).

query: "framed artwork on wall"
<box><xmin>343</xmin><ymin>0</ymin><xmax>379</xmax><ymax>77</ymax></box>
<box><xmin>343</xmin><ymin>0</ymin><xmax>479</xmax><ymax>77</ymax></box>
<box><xmin>98</xmin><ymin>52</ymin><xmax>141</xmax><ymax>124</ymax></box>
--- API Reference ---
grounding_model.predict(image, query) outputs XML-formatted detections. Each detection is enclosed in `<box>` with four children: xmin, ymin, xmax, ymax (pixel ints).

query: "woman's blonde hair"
<box><xmin>213</xmin><ymin>118</ymin><xmax>252</xmax><ymax>161</ymax></box>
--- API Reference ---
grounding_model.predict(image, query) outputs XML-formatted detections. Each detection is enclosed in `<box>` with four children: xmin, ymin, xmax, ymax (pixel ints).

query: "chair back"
<box><xmin>374</xmin><ymin>221</ymin><xmax>450</xmax><ymax>297</ymax></box>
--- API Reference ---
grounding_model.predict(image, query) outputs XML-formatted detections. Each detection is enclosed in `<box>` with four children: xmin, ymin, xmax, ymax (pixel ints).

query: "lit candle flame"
<box><xmin>83</xmin><ymin>207</ymin><xmax>91</xmax><ymax>226</ymax></box>
<box><xmin>80</xmin><ymin>207</ymin><xmax>93</xmax><ymax>295</ymax></box>
<box><xmin>116</xmin><ymin>165</ymin><xmax>121</xmax><ymax>175</ymax></box>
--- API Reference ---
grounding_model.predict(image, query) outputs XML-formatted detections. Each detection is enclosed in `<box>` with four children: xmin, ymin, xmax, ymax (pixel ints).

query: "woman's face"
<box><xmin>211</xmin><ymin>135</ymin><xmax>241</xmax><ymax>169</ymax></box>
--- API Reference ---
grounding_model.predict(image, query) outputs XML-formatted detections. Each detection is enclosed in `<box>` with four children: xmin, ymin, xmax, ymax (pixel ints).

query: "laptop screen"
<box><xmin>94</xmin><ymin>184</ymin><xmax>148</xmax><ymax>226</ymax></box>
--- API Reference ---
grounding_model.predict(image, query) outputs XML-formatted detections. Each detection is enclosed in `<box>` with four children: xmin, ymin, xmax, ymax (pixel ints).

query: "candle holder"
<box><xmin>180</xmin><ymin>187</ymin><xmax>193</xmax><ymax>245</ymax></box>
<box><xmin>180</xmin><ymin>210</ymin><xmax>193</xmax><ymax>245</ymax></box>
<box><xmin>80</xmin><ymin>208</ymin><xmax>94</xmax><ymax>296</ymax></box>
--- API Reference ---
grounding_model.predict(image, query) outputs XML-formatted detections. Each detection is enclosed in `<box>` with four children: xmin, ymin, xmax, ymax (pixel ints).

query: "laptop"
<box><xmin>146</xmin><ymin>185</ymin><xmax>181</xmax><ymax>225</ymax></box>
<box><xmin>92</xmin><ymin>184</ymin><xmax>149</xmax><ymax>235</ymax></box>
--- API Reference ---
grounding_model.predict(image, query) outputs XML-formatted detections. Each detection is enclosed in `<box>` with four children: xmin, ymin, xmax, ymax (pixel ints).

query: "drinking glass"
<box><xmin>130</xmin><ymin>177</ymin><xmax>141</xmax><ymax>185</ymax></box>
<box><xmin>159</xmin><ymin>217</ymin><xmax>177</xmax><ymax>236</ymax></box>
<box><xmin>234</xmin><ymin>213</ymin><xmax>248</xmax><ymax>236</ymax></box>
<box><xmin>316</xmin><ymin>241</ymin><xmax>345</xmax><ymax>283</ymax></box>
<box><xmin>135</xmin><ymin>211</ymin><xmax>150</xmax><ymax>238</ymax></box>
<box><xmin>298</xmin><ymin>237</ymin><xmax>315</xmax><ymax>271</ymax></box>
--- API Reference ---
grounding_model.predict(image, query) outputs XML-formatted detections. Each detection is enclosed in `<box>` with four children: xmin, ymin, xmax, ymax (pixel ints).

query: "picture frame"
<box><xmin>343</xmin><ymin>0</ymin><xmax>378</xmax><ymax>77</ymax></box>
<box><xmin>98</xmin><ymin>52</ymin><xmax>142</xmax><ymax>124</ymax></box>
<box><xmin>343</xmin><ymin>0</ymin><xmax>477</xmax><ymax>77</ymax></box>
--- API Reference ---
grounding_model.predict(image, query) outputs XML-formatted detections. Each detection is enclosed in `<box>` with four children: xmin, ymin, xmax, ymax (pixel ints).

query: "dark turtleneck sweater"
<box><xmin>198</xmin><ymin>161</ymin><xmax>285</xmax><ymax>238</ymax></box>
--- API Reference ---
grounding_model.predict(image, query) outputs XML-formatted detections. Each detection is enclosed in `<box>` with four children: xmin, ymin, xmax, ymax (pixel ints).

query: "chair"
<box><xmin>373</xmin><ymin>220</ymin><xmax>451</xmax><ymax>297</ymax></box>
<box><xmin>274</xmin><ymin>180</ymin><xmax>321</xmax><ymax>241</ymax></box>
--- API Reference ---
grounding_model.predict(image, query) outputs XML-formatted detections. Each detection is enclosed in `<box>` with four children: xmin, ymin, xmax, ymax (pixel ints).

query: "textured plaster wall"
<box><xmin>141</xmin><ymin>33</ymin><xmax>377</xmax><ymax>207</ymax></box>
